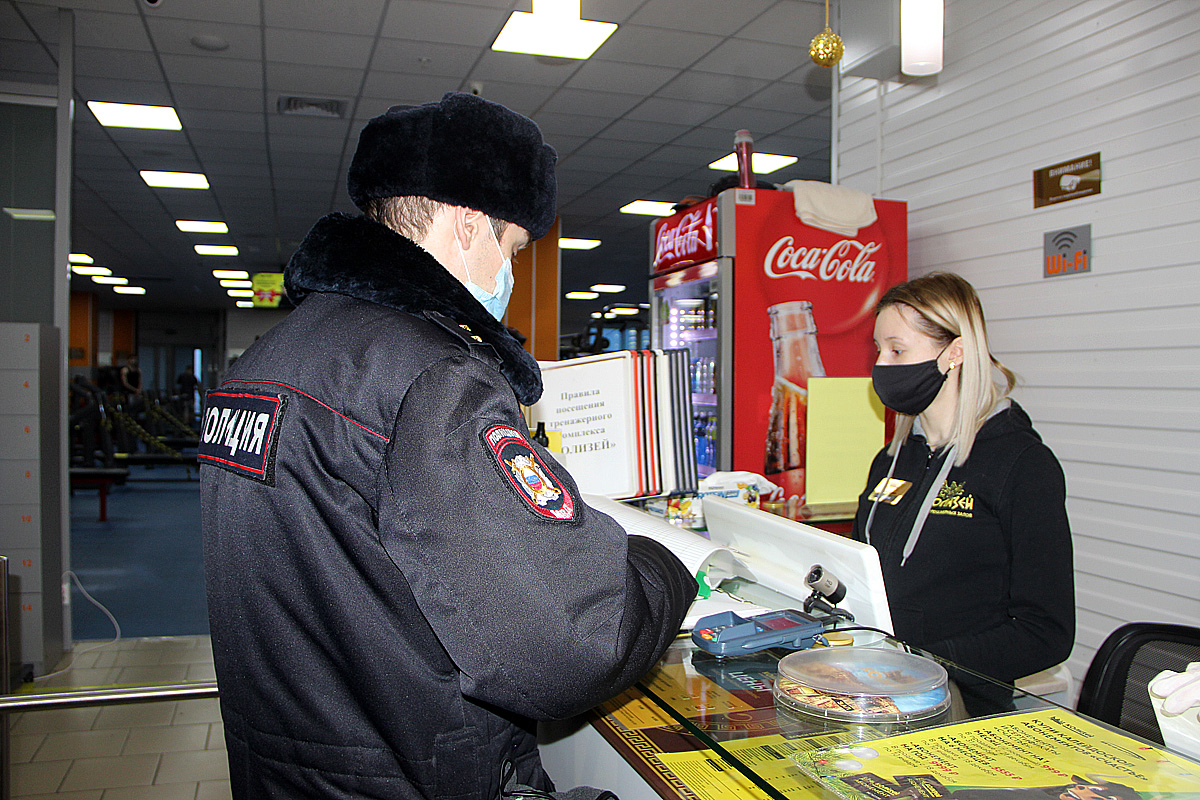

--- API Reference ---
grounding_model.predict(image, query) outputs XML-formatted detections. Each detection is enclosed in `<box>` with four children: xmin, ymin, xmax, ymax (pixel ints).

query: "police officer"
<box><xmin>200</xmin><ymin>93</ymin><xmax>696</xmax><ymax>800</ymax></box>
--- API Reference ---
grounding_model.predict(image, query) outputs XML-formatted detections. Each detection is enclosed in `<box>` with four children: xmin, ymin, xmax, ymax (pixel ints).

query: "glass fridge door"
<box><xmin>653</xmin><ymin>262</ymin><xmax>721</xmax><ymax>478</ymax></box>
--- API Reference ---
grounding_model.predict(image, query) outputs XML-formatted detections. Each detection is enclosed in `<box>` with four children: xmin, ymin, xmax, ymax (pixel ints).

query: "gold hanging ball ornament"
<box><xmin>809</xmin><ymin>26</ymin><xmax>844</xmax><ymax>67</ymax></box>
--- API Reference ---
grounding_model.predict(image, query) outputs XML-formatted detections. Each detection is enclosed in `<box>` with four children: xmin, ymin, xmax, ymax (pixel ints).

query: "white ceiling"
<box><xmin>3</xmin><ymin>0</ymin><xmax>834</xmax><ymax>332</ymax></box>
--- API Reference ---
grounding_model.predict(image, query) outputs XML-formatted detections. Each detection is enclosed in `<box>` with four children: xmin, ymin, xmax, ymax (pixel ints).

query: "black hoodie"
<box><xmin>852</xmin><ymin>401</ymin><xmax>1074</xmax><ymax>711</ymax></box>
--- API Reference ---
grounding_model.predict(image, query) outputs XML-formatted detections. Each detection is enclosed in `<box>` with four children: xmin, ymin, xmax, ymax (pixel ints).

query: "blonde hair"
<box><xmin>878</xmin><ymin>272</ymin><xmax>1015</xmax><ymax>465</ymax></box>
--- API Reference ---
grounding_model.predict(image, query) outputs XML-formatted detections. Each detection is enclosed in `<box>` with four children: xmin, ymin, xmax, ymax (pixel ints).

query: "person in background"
<box><xmin>853</xmin><ymin>272</ymin><xmax>1074</xmax><ymax>717</ymax></box>
<box><xmin>175</xmin><ymin>365</ymin><xmax>200</xmax><ymax>425</ymax></box>
<box><xmin>199</xmin><ymin>92</ymin><xmax>695</xmax><ymax>800</ymax></box>
<box><xmin>119</xmin><ymin>356</ymin><xmax>142</xmax><ymax>398</ymax></box>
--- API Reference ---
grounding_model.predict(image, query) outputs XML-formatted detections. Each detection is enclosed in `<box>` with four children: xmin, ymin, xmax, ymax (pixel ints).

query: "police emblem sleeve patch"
<box><xmin>199</xmin><ymin>391</ymin><xmax>286</xmax><ymax>485</ymax></box>
<box><xmin>482</xmin><ymin>424</ymin><xmax>576</xmax><ymax>521</ymax></box>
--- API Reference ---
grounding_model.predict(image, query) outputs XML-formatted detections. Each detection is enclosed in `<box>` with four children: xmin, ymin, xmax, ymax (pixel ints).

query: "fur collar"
<box><xmin>285</xmin><ymin>213</ymin><xmax>542</xmax><ymax>405</ymax></box>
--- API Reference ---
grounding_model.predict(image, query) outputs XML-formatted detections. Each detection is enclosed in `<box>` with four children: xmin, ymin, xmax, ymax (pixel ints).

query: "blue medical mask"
<box><xmin>458</xmin><ymin>224</ymin><xmax>513</xmax><ymax>322</ymax></box>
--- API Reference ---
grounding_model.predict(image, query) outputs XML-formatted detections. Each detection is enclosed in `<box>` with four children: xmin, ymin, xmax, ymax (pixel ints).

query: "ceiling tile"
<box><xmin>360</xmin><ymin>72</ymin><xmax>461</xmax><ymax>104</ymax></box>
<box><xmin>468</xmin><ymin>49</ymin><xmax>585</xmax><ymax>89</ymax></box>
<box><xmin>627</xmin><ymin>0</ymin><xmax>774</xmax><ymax>36</ymax></box>
<box><xmin>693</xmin><ymin>38</ymin><xmax>804</xmax><ymax>81</ymax></box>
<box><xmin>265</xmin><ymin>63</ymin><xmax>363</xmax><ymax>96</ymax></box>
<box><xmin>263</xmin><ymin>0</ymin><xmax>386</xmax><ymax>35</ymax></box>
<box><xmin>464</xmin><ymin>81</ymin><xmax>555</xmax><ymax>117</ymax></box>
<box><xmin>144</xmin><ymin>0</ymin><xmax>261</xmax><ymax>26</ymax></box>
<box><xmin>74</xmin><ymin>10</ymin><xmax>152</xmax><ymax>50</ymax></box>
<box><xmin>595</xmin><ymin>25</ymin><xmax>722</xmax><ymax>68</ymax></box>
<box><xmin>624</xmin><ymin>97</ymin><xmax>724</xmax><ymax>126</ymax></box>
<box><xmin>161</xmin><ymin>53</ymin><xmax>263</xmax><ymax>89</ymax></box>
<box><xmin>538</xmin><ymin>88</ymin><xmax>643</xmax><ymax>120</ymax></box>
<box><xmin>601</xmin><ymin>118</ymin><xmax>691</xmax><ymax>144</ymax></box>
<box><xmin>380</xmin><ymin>1</ymin><xmax>508</xmax><ymax>48</ymax></box>
<box><xmin>370</xmin><ymin>38</ymin><xmax>479</xmax><ymax>77</ymax></box>
<box><xmin>655</xmin><ymin>70</ymin><xmax>769</xmax><ymax>105</ymax></box>
<box><xmin>265</xmin><ymin>29</ymin><xmax>374</xmax><ymax>70</ymax></box>
<box><xmin>181</xmin><ymin>109</ymin><xmax>266</xmax><ymax>134</ymax></box>
<box><xmin>737</xmin><ymin>1</ymin><xmax>826</xmax><ymax>46</ymax></box>
<box><xmin>170</xmin><ymin>84</ymin><xmax>265</xmax><ymax>113</ymax></box>
<box><xmin>565</xmin><ymin>59</ymin><xmax>678</xmax><ymax>95</ymax></box>
<box><xmin>75</xmin><ymin>76</ymin><xmax>173</xmax><ymax>106</ymax></box>
<box><xmin>75</xmin><ymin>47</ymin><xmax>163</xmax><ymax>80</ymax></box>
<box><xmin>703</xmin><ymin>105</ymin><xmax>802</xmax><ymax>136</ymax></box>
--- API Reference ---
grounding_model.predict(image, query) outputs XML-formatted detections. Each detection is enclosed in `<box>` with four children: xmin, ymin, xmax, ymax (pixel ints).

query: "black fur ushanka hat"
<box><xmin>347</xmin><ymin>92</ymin><xmax>558</xmax><ymax>241</ymax></box>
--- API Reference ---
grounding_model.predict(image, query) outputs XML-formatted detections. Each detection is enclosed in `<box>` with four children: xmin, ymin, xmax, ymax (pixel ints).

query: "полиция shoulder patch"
<box><xmin>482</xmin><ymin>424</ymin><xmax>576</xmax><ymax>521</ymax></box>
<box><xmin>199</xmin><ymin>391</ymin><xmax>286</xmax><ymax>485</ymax></box>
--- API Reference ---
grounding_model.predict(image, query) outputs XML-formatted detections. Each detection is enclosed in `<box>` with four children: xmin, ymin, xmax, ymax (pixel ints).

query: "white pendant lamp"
<box><xmin>901</xmin><ymin>0</ymin><xmax>943</xmax><ymax>76</ymax></box>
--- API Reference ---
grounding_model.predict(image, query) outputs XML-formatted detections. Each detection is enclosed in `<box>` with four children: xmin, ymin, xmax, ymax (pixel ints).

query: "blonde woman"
<box><xmin>853</xmin><ymin>272</ymin><xmax>1074</xmax><ymax>717</ymax></box>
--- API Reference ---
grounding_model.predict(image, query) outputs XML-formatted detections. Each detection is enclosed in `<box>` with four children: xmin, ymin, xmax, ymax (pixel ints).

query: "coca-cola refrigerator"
<box><xmin>650</xmin><ymin>187</ymin><xmax>907</xmax><ymax>506</ymax></box>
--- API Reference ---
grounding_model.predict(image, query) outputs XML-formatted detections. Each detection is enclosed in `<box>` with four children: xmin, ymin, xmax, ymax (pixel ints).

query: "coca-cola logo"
<box><xmin>654</xmin><ymin>202</ymin><xmax>716</xmax><ymax>268</ymax></box>
<box><xmin>763</xmin><ymin>236</ymin><xmax>881</xmax><ymax>283</ymax></box>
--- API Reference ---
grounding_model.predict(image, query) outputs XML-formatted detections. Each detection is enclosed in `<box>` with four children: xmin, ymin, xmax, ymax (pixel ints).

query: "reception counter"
<box><xmin>540</xmin><ymin>637</ymin><xmax>1200</xmax><ymax>800</ymax></box>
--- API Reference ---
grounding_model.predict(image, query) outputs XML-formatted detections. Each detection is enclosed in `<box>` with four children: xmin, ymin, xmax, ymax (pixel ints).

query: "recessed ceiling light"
<box><xmin>176</xmin><ymin>220</ymin><xmax>228</xmax><ymax>233</ymax></box>
<box><xmin>603</xmin><ymin>312</ymin><xmax>616</xmax><ymax>319</ymax></box>
<box><xmin>492</xmin><ymin>0</ymin><xmax>616</xmax><ymax>60</ymax></box>
<box><xmin>72</xmin><ymin>265</ymin><xmax>112</xmax><ymax>276</ymax></box>
<box><xmin>212</xmin><ymin>269</ymin><xmax>250</xmax><ymax>279</ymax></box>
<box><xmin>235</xmin><ymin>300</ymin><xmax>254</xmax><ymax>308</ymax></box>
<box><xmin>113</xmin><ymin>286</ymin><xmax>146</xmax><ymax>295</ymax></box>
<box><xmin>590</xmin><ymin>284</ymin><xmax>625</xmax><ymax>293</ymax></box>
<box><xmin>140</xmin><ymin>171</ymin><xmax>209</xmax><ymax>189</ymax></box>
<box><xmin>87</xmin><ymin>101</ymin><xmax>182</xmax><ymax>130</ymax></box>
<box><xmin>227</xmin><ymin>289</ymin><xmax>254</xmax><ymax>297</ymax></box>
<box><xmin>219</xmin><ymin>279</ymin><xmax>253</xmax><ymax>288</ymax></box>
<box><xmin>707</xmin><ymin>152</ymin><xmax>798</xmax><ymax>174</ymax></box>
<box><xmin>195</xmin><ymin>244</ymin><xmax>238</xmax><ymax>256</ymax></box>
<box><xmin>559</xmin><ymin>237</ymin><xmax>601</xmax><ymax>250</ymax></box>
<box><xmin>69</xmin><ymin>253</ymin><xmax>93</xmax><ymax>264</ymax></box>
<box><xmin>190</xmin><ymin>34</ymin><xmax>230</xmax><ymax>52</ymax></box>
<box><xmin>92</xmin><ymin>276</ymin><xmax>128</xmax><ymax>285</ymax></box>
<box><xmin>3</xmin><ymin>207</ymin><xmax>55</xmax><ymax>221</ymax></box>
<box><xmin>591</xmin><ymin>312</ymin><xmax>603</xmax><ymax>318</ymax></box>
<box><xmin>565</xmin><ymin>291</ymin><xmax>600</xmax><ymax>300</ymax></box>
<box><xmin>610</xmin><ymin>307</ymin><xmax>640</xmax><ymax>315</ymax></box>
<box><xmin>619</xmin><ymin>200</ymin><xmax>674</xmax><ymax>216</ymax></box>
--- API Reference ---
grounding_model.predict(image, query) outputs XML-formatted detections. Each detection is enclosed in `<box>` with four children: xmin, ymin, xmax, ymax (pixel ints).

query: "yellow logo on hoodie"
<box><xmin>930</xmin><ymin>480</ymin><xmax>974</xmax><ymax>517</ymax></box>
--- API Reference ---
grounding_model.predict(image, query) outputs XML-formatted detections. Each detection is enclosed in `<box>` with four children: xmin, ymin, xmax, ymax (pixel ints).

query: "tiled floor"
<box><xmin>7</xmin><ymin>635</ymin><xmax>230</xmax><ymax>799</ymax></box>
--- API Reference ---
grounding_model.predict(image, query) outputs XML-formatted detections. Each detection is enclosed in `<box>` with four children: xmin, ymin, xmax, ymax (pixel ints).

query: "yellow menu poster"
<box><xmin>794</xmin><ymin>708</ymin><xmax>1200</xmax><ymax>800</ymax></box>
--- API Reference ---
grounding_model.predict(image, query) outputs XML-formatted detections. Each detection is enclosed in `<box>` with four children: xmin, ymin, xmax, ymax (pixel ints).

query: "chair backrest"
<box><xmin>1076</xmin><ymin>622</ymin><xmax>1200</xmax><ymax>743</ymax></box>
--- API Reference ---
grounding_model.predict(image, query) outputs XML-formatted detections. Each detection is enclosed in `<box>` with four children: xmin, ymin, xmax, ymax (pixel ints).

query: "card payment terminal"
<box><xmin>691</xmin><ymin>609</ymin><xmax>824</xmax><ymax>656</ymax></box>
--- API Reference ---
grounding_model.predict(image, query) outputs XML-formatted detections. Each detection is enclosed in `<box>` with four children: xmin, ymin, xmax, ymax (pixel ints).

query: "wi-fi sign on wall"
<box><xmin>1043</xmin><ymin>224</ymin><xmax>1091</xmax><ymax>278</ymax></box>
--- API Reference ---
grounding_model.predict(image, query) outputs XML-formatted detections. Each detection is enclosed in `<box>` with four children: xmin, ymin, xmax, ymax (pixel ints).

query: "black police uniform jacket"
<box><xmin>199</xmin><ymin>213</ymin><xmax>696</xmax><ymax>799</ymax></box>
<box><xmin>851</xmin><ymin>401</ymin><xmax>1074</xmax><ymax>713</ymax></box>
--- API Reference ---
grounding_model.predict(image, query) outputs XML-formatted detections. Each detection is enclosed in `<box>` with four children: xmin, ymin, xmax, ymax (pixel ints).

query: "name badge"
<box><xmin>868</xmin><ymin>477</ymin><xmax>912</xmax><ymax>505</ymax></box>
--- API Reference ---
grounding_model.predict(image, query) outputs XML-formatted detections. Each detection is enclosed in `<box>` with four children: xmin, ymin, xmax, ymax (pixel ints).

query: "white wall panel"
<box><xmin>836</xmin><ymin>0</ymin><xmax>1200</xmax><ymax>692</ymax></box>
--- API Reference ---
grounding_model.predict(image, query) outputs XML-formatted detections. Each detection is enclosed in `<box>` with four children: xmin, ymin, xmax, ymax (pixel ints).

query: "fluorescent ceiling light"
<box><xmin>565</xmin><ymin>291</ymin><xmax>599</xmax><ymax>300</ymax></box>
<box><xmin>227</xmin><ymin>289</ymin><xmax>255</xmax><ymax>297</ymax></box>
<box><xmin>219</xmin><ymin>279</ymin><xmax>253</xmax><ymax>288</ymax></box>
<box><xmin>212</xmin><ymin>269</ymin><xmax>250</xmax><ymax>279</ymax></box>
<box><xmin>603</xmin><ymin>312</ymin><xmax>616</xmax><ymax>319</ymax></box>
<box><xmin>92</xmin><ymin>276</ymin><xmax>128</xmax><ymax>285</ymax></box>
<box><xmin>707</xmin><ymin>152</ymin><xmax>798</xmax><ymax>173</ymax></box>
<box><xmin>87</xmin><ymin>101</ymin><xmax>181</xmax><ymax>130</ymax></box>
<box><xmin>590</xmin><ymin>284</ymin><xmax>625</xmax><ymax>293</ymax></box>
<box><xmin>559</xmin><ymin>237</ymin><xmax>601</xmax><ymax>250</ymax></box>
<box><xmin>113</xmin><ymin>286</ymin><xmax>146</xmax><ymax>295</ymax></box>
<box><xmin>195</xmin><ymin>244</ymin><xmax>238</xmax><ymax>256</ymax></box>
<box><xmin>72</xmin><ymin>265</ymin><xmax>112</xmax><ymax>276</ymax></box>
<box><xmin>591</xmin><ymin>312</ymin><xmax>603</xmax><ymax>318</ymax></box>
<box><xmin>3</xmin><ymin>207</ymin><xmax>54</xmax><ymax>220</ymax></box>
<box><xmin>176</xmin><ymin>220</ymin><xmax>228</xmax><ymax>233</ymax></box>
<box><xmin>235</xmin><ymin>300</ymin><xmax>254</xmax><ymax>308</ymax></box>
<box><xmin>619</xmin><ymin>200</ymin><xmax>675</xmax><ymax>216</ymax></box>
<box><xmin>492</xmin><ymin>0</ymin><xmax>616</xmax><ymax>60</ymax></box>
<box><xmin>69</xmin><ymin>253</ymin><xmax>93</xmax><ymax>264</ymax></box>
<box><xmin>610</xmin><ymin>307</ymin><xmax>640</xmax><ymax>315</ymax></box>
<box><xmin>140</xmin><ymin>171</ymin><xmax>209</xmax><ymax>189</ymax></box>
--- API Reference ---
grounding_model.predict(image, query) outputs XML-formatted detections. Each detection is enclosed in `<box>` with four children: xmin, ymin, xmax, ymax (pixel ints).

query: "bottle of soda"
<box><xmin>734</xmin><ymin>129</ymin><xmax>755</xmax><ymax>189</ymax></box>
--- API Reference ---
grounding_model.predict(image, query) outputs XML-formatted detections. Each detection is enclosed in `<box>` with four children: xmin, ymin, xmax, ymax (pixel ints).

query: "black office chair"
<box><xmin>1076</xmin><ymin>622</ymin><xmax>1200</xmax><ymax>743</ymax></box>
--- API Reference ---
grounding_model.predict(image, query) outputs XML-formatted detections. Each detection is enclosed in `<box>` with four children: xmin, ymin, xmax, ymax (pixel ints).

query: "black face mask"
<box><xmin>872</xmin><ymin>352</ymin><xmax>949</xmax><ymax>415</ymax></box>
